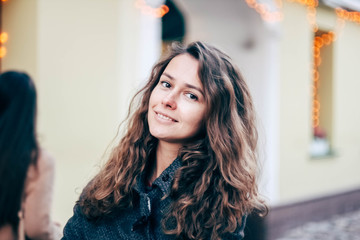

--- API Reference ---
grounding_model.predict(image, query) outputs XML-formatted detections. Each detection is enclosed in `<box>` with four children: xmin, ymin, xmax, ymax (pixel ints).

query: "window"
<box><xmin>161</xmin><ymin>0</ymin><xmax>185</xmax><ymax>54</ymax></box>
<box><xmin>310</xmin><ymin>30</ymin><xmax>335</xmax><ymax>158</ymax></box>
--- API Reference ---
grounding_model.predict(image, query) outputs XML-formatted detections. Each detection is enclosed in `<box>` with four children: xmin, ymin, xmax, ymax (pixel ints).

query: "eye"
<box><xmin>185</xmin><ymin>93</ymin><xmax>198</xmax><ymax>101</ymax></box>
<box><xmin>160</xmin><ymin>81</ymin><xmax>171</xmax><ymax>88</ymax></box>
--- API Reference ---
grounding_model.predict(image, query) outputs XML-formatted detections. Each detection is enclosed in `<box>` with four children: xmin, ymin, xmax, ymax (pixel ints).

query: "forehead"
<box><xmin>163</xmin><ymin>54</ymin><xmax>202</xmax><ymax>86</ymax></box>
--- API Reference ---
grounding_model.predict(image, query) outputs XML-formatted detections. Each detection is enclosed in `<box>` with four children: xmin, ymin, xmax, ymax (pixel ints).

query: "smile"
<box><xmin>156</xmin><ymin>112</ymin><xmax>177</xmax><ymax>122</ymax></box>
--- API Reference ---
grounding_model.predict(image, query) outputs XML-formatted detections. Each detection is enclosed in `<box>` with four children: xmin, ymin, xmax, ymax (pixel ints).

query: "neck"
<box><xmin>150</xmin><ymin>141</ymin><xmax>181</xmax><ymax>182</ymax></box>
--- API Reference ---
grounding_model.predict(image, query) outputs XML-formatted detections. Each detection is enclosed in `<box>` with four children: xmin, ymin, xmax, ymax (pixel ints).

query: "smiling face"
<box><xmin>147</xmin><ymin>53</ymin><xmax>207</xmax><ymax>146</ymax></box>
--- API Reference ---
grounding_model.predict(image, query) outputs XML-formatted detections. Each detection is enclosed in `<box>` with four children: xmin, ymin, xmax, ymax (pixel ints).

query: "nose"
<box><xmin>161</xmin><ymin>92</ymin><xmax>177</xmax><ymax>109</ymax></box>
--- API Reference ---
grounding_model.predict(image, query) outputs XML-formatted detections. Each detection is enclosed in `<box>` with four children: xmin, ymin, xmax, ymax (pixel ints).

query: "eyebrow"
<box><xmin>162</xmin><ymin>72</ymin><xmax>205</xmax><ymax>96</ymax></box>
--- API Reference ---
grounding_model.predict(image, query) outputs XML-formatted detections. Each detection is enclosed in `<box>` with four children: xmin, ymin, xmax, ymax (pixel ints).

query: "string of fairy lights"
<box><xmin>0</xmin><ymin>0</ymin><xmax>359</xmax><ymax>69</ymax></box>
<box><xmin>312</xmin><ymin>31</ymin><xmax>336</xmax><ymax>127</ymax></box>
<box><xmin>0</xmin><ymin>32</ymin><xmax>7</xmax><ymax>58</ymax></box>
<box><xmin>0</xmin><ymin>0</ymin><xmax>8</xmax><ymax>59</ymax></box>
<box><xmin>133</xmin><ymin>0</ymin><xmax>359</xmax><ymax>132</ymax></box>
<box><xmin>244</xmin><ymin>0</ymin><xmax>284</xmax><ymax>21</ymax></box>
<box><xmin>135</xmin><ymin>0</ymin><xmax>169</xmax><ymax>18</ymax></box>
<box><xmin>244</xmin><ymin>0</ymin><xmax>359</xmax><ymax>130</ymax></box>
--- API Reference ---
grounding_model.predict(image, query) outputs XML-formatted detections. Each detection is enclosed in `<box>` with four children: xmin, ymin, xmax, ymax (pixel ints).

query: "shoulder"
<box><xmin>21</xmin><ymin>149</ymin><xmax>61</xmax><ymax>239</ymax></box>
<box><xmin>27</xmin><ymin>149</ymin><xmax>55</xmax><ymax>178</ymax></box>
<box><xmin>37</xmin><ymin>149</ymin><xmax>56</xmax><ymax>171</ymax></box>
<box><xmin>62</xmin><ymin>204</ymin><xmax>124</xmax><ymax>240</ymax></box>
<box><xmin>25</xmin><ymin>149</ymin><xmax>55</xmax><ymax>186</ymax></box>
<box><xmin>222</xmin><ymin>215</ymin><xmax>247</xmax><ymax>240</ymax></box>
<box><xmin>0</xmin><ymin>224</ymin><xmax>15</xmax><ymax>240</ymax></box>
<box><xmin>62</xmin><ymin>204</ymin><xmax>88</xmax><ymax>239</ymax></box>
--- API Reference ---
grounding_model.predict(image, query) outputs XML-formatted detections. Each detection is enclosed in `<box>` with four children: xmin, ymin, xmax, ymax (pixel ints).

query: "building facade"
<box><xmin>1</xmin><ymin>0</ymin><xmax>360</xmax><ymax>239</ymax></box>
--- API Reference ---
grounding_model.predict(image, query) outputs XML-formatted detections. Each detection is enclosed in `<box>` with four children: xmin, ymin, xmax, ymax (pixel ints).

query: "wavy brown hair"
<box><xmin>79</xmin><ymin>41</ymin><xmax>267</xmax><ymax>239</ymax></box>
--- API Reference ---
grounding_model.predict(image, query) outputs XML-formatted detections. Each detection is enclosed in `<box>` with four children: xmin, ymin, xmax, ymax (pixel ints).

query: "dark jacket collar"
<box><xmin>133</xmin><ymin>157</ymin><xmax>182</xmax><ymax>196</ymax></box>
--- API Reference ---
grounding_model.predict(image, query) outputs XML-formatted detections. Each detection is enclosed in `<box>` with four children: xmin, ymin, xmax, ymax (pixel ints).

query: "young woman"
<box><xmin>0</xmin><ymin>71</ymin><xmax>62</xmax><ymax>240</ymax></box>
<box><xmin>62</xmin><ymin>41</ymin><xmax>267</xmax><ymax>240</ymax></box>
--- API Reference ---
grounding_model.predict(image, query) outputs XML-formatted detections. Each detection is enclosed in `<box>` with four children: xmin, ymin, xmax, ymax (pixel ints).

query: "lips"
<box><xmin>155</xmin><ymin>111</ymin><xmax>178</xmax><ymax>122</ymax></box>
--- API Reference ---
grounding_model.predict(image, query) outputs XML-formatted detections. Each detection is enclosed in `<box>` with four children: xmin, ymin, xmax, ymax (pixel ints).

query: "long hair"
<box><xmin>0</xmin><ymin>71</ymin><xmax>39</xmax><ymax>233</ymax></box>
<box><xmin>79</xmin><ymin>41</ymin><xmax>267</xmax><ymax>239</ymax></box>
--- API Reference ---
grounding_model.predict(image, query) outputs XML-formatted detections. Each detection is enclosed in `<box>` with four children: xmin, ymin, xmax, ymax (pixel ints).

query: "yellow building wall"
<box><xmin>36</xmin><ymin>0</ymin><xmax>123</xmax><ymax>225</ymax></box>
<box><xmin>2</xmin><ymin>0</ymin><xmax>143</xmax><ymax>225</ymax></box>
<box><xmin>278</xmin><ymin>2</ymin><xmax>360</xmax><ymax>204</ymax></box>
<box><xmin>333</xmin><ymin>20</ymin><xmax>360</xmax><ymax>189</ymax></box>
<box><xmin>1</xmin><ymin>0</ymin><xmax>37</xmax><ymax>78</ymax></box>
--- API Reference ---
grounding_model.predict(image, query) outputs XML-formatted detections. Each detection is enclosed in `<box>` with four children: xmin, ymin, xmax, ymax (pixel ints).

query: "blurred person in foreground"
<box><xmin>62</xmin><ymin>41</ymin><xmax>267</xmax><ymax>240</ymax></box>
<box><xmin>0</xmin><ymin>71</ymin><xmax>62</xmax><ymax>240</ymax></box>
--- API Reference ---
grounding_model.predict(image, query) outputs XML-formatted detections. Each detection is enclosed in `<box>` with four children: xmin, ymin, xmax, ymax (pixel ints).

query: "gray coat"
<box><xmin>61</xmin><ymin>158</ymin><xmax>246</xmax><ymax>240</ymax></box>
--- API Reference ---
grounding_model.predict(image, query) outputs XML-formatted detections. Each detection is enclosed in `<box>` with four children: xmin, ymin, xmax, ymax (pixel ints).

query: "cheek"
<box><xmin>148</xmin><ymin>91</ymin><xmax>157</xmax><ymax>108</ymax></box>
<box><xmin>196</xmin><ymin>105</ymin><xmax>207</xmax><ymax>129</ymax></box>
<box><xmin>185</xmin><ymin>106</ymin><xmax>206</xmax><ymax>128</ymax></box>
<box><xmin>149</xmin><ymin>88</ymin><xmax>162</xmax><ymax>106</ymax></box>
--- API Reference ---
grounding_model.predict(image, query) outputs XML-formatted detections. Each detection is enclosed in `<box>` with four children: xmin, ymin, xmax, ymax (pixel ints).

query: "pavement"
<box><xmin>276</xmin><ymin>209</ymin><xmax>360</xmax><ymax>240</ymax></box>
